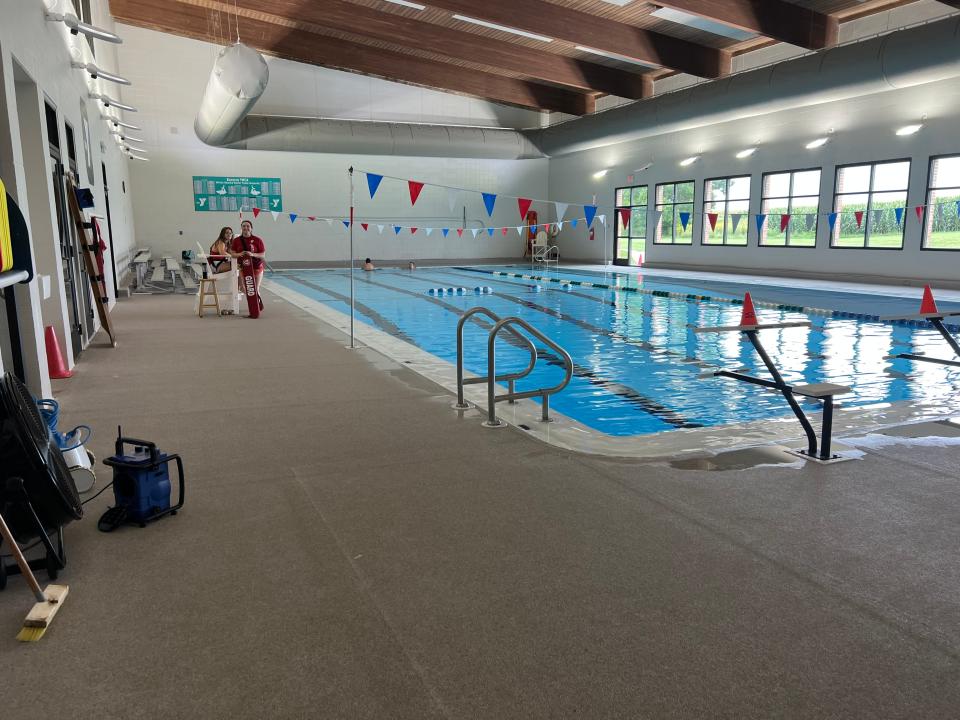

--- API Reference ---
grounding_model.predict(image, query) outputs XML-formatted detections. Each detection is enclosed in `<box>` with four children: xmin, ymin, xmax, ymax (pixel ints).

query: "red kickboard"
<box><xmin>240</xmin><ymin>257</ymin><xmax>261</xmax><ymax>318</ymax></box>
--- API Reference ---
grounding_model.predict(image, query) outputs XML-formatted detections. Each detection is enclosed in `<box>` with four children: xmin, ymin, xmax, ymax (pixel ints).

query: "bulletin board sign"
<box><xmin>193</xmin><ymin>176</ymin><xmax>282</xmax><ymax>212</ymax></box>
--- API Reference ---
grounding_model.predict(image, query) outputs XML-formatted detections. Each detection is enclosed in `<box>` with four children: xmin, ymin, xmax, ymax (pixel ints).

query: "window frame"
<box><xmin>653</xmin><ymin>179</ymin><xmax>695</xmax><ymax>245</ymax></box>
<box><xmin>614</xmin><ymin>184</ymin><xmax>649</xmax><ymax>265</ymax></box>
<box><xmin>701</xmin><ymin>174</ymin><xmax>751</xmax><ymax>246</ymax></box>
<box><xmin>831</xmin><ymin>158</ymin><xmax>910</xmax><ymax>251</ymax></box>
<box><xmin>758</xmin><ymin>167</ymin><xmax>822</xmax><ymax>249</ymax></box>
<box><xmin>922</xmin><ymin>153</ymin><xmax>960</xmax><ymax>252</ymax></box>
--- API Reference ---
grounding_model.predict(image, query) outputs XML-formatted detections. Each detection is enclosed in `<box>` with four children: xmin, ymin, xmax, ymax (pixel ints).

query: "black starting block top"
<box><xmin>791</xmin><ymin>383</ymin><xmax>851</xmax><ymax>398</ymax></box>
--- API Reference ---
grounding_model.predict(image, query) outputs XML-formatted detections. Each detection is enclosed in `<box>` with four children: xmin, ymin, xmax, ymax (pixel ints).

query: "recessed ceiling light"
<box><xmin>896</xmin><ymin>123</ymin><xmax>923</xmax><ymax>136</ymax></box>
<box><xmin>736</xmin><ymin>147</ymin><xmax>757</xmax><ymax>159</ymax></box>
<box><xmin>452</xmin><ymin>15</ymin><xmax>553</xmax><ymax>43</ymax></box>
<box><xmin>679</xmin><ymin>155</ymin><xmax>699</xmax><ymax>167</ymax></box>
<box><xmin>574</xmin><ymin>46</ymin><xmax>656</xmax><ymax>68</ymax></box>
<box><xmin>383</xmin><ymin>0</ymin><xmax>425</xmax><ymax>9</ymax></box>
<box><xmin>593</xmin><ymin>169</ymin><xmax>609</xmax><ymax>179</ymax></box>
<box><xmin>650</xmin><ymin>7</ymin><xmax>755</xmax><ymax>41</ymax></box>
<box><xmin>805</xmin><ymin>137</ymin><xmax>829</xmax><ymax>149</ymax></box>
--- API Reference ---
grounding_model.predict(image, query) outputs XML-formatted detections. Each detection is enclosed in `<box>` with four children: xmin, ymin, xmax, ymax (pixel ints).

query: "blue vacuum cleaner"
<box><xmin>98</xmin><ymin>427</ymin><xmax>184</xmax><ymax>532</ymax></box>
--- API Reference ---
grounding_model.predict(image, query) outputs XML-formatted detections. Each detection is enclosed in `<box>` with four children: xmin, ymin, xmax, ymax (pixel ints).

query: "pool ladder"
<box><xmin>454</xmin><ymin>307</ymin><xmax>573</xmax><ymax>427</ymax></box>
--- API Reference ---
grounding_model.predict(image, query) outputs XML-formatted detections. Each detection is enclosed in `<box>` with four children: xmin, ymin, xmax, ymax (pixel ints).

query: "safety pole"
<box><xmin>348</xmin><ymin>166</ymin><xmax>355</xmax><ymax>349</ymax></box>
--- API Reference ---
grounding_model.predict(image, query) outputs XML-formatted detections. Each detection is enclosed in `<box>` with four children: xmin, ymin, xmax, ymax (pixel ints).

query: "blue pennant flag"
<box><xmin>482</xmin><ymin>192</ymin><xmax>497</xmax><ymax>217</ymax></box>
<box><xmin>342</xmin><ymin>220</ymin><xmax>350</xmax><ymax>229</ymax></box>
<box><xmin>486</xmin><ymin>227</ymin><xmax>494</xmax><ymax>237</ymax></box>
<box><xmin>828</xmin><ymin>212</ymin><xmax>839</xmax><ymax>231</ymax></box>
<box><xmin>366</xmin><ymin>173</ymin><xmax>383</xmax><ymax>199</ymax></box>
<box><xmin>289</xmin><ymin>213</ymin><xmax>298</xmax><ymax>223</ymax></box>
<box><xmin>393</xmin><ymin>225</ymin><xmax>402</xmax><ymax>235</ymax></box>
<box><xmin>584</xmin><ymin>205</ymin><xmax>597</xmax><ymax>227</ymax></box>
<box><xmin>755</xmin><ymin>214</ymin><xmax>766</xmax><ymax>234</ymax></box>
<box><xmin>442</xmin><ymin>228</ymin><xmax>450</xmax><ymax>237</ymax></box>
<box><xmin>571</xmin><ymin>218</ymin><xmax>578</xmax><ymax>228</ymax></box>
<box><xmin>531</xmin><ymin>225</ymin><xmax>538</xmax><ymax>234</ymax></box>
<box><xmin>679</xmin><ymin>211</ymin><xmax>690</xmax><ymax>232</ymax></box>
<box><xmin>894</xmin><ymin>207</ymin><xmax>904</xmax><ymax>225</ymax></box>
<box><xmin>956</xmin><ymin>201</ymin><xmax>960</xmax><ymax>217</ymax></box>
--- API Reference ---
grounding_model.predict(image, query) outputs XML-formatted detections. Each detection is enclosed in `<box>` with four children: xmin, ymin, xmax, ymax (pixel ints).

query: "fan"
<box><xmin>0</xmin><ymin>372</ymin><xmax>82</xmax><ymax>587</ymax></box>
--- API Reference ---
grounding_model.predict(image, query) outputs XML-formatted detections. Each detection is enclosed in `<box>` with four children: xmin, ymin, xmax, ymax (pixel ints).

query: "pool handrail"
<box><xmin>485</xmin><ymin>316</ymin><xmax>573</xmax><ymax>426</ymax></box>
<box><xmin>455</xmin><ymin>307</ymin><xmax>537</xmax><ymax>409</ymax></box>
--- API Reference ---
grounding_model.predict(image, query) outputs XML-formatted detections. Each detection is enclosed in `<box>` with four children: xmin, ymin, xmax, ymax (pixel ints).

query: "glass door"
<box><xmin>614</xmin><ymin>185</ymin><xmax>647</xmax><ymax>266</ymax></box>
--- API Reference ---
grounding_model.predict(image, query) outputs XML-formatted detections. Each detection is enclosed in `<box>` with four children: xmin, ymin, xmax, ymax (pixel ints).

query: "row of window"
<box><xmin>615</xmin><ymin>155</ymin><xmax>960</xmax><ymax>253</ymax></box>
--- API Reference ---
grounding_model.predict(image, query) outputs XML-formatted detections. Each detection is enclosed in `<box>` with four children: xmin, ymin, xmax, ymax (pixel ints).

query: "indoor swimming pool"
<box><xmin>270</xmin><ymin>266</ymin><xmax>960</xmax><ymax>438</ymax></box>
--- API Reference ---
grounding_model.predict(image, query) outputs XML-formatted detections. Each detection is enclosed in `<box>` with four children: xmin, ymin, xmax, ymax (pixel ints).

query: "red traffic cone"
<box><xmin>919</xmin><ymin>284</ymin><xmax>939</xmax><ymax>315</ymax></box>
<box><xmin>739</xmin><ymin>292</ymin><xmax>759</xmax><ymax>327</ymax></box>
<box><xmin>44</xmin><ymin>326</ymin><xmax>72</xmax><ymax>379</ymax></box>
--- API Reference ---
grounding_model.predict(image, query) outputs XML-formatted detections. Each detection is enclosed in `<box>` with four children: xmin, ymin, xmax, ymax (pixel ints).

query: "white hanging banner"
<box><xmin>730</xmin><ymin>214</ymin><xmax>743</xmax><ymax>234</ymax></box>
<box><xmin>653</xmin><ymin>209</ymin><xmax>663</xmax><ymax>228</ymax></box>
<box><xmin>324</xmin><ymin>218</ymin><xmax>333</xmax><ymax>226</ymax></box>
<box><xmin>471</xmin><ymin>228</ymin><xmax>480</xmax><ymax>238</ymax></box>
<box><xmin>556</xmin><ymin>221</ymin><xmax>564</xmax><ymax>231</ymax></box>
<box><xmin>425</xmin><ymin>227</ymin><xmax>434</xmax><ymax>236</ymax></box>
<box><xmin>377</xmin><ymin>224</ymin><xmax>385</xmax><ymax>234</ymax></box>
<box><xmin>271</xmin><ymin>211</ymin><xmax>280</xmax><ymax>221</ymax></box>
<box><xmin>804</xmin><ymin>214</ymin><xmax>816</xmax><ymax>231</ymax></box>
<box><xmin>554</xmin><ymin>202</ymin><xmax>568</xmax><ymax>221</ymax></box>
<box><xmin>516</xmin><ymin>226</ymin><xmax>524</xmax><ymax>236</ymax></box>
<box><xmin>446</xmin><ymin>187</ymin><xmax>461</xmax><ymax>214</ymax></box>
<box><xmin>598</xmin><ymin>214</ymin><xmax>606</xmax><ymax>226</ymax></box>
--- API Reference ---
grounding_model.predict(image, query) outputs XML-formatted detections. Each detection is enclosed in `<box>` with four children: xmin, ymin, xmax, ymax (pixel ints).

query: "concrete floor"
<box><xmin>2</xmin><ymin>289</ymin><xmax>960</xmax><ymax>719</ymax></box>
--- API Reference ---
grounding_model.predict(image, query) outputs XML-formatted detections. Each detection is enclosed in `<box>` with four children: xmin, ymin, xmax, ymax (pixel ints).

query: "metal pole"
<box><xmin>931</xmin><ymin>317</ymin><xmax>960</xmax><ymax>359</ymax></box>
<box><xmin>348</xmin><ymin>166</ymin><xmax>355</xmax><ymax>349</ymax></box>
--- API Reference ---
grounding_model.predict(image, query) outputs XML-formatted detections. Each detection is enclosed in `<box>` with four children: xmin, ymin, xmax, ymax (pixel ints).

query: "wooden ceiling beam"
<box><xmin>423</xmin><ymin>0</ymin><xmax>731</xmax><ymax>78</ymax></box>
<box><xmin>109</xmin><ymin>0</ymin><xmax>596</xmax><ymax>115</ymax></box>
<box><xmin>652</xmin><ymin>0</ymin><xmax>839</xmax><ymax>50</ymax></box>
<box><xmin>232</xmin><ymin>0</ymin><xmax>650</xmax><ymax>99</ymax></box>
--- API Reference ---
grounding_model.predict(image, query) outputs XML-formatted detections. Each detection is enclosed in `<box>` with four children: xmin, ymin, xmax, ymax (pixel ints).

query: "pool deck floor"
<box><xmin>2</xmin><ymin>285</ymin><xmax>960</xmax><ymax>718</ymax></box>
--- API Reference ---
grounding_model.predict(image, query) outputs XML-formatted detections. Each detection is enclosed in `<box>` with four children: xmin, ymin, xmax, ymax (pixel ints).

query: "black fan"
<box><xmin>0</xmin><ymin>372</ymin><xmax>82</xmax><ymax>586</ymax></box>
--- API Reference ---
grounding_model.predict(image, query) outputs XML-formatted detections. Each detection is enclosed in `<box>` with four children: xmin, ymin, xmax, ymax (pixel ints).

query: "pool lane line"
<box><xmin>345</xmin><ymin>270</ymin><xmax>699</xmax><ymax>430</ymax></box>
<box><xmin>456</xmin><ymin>267</ymin><xmax>960</xmax><ymax>332</ymax></box>
<box><xmin>284</xmin><ymin>274</ymin><xmax>416</xmax><ymax>345</ymax></box>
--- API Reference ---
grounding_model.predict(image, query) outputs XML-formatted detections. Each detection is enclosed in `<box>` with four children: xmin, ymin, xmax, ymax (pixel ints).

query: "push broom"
<box><xmin>0</xmin><ymin>509</ymin><xmax>68</xmax><ymax>642</ymax></box>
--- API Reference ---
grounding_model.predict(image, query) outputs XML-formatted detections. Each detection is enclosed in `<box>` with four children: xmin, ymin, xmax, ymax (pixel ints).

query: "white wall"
<box><xmin>0</xmin><ymin>0</ymin><xmax>136</xmax><ymax>391</ymax></box>
<box><xmin>549</xmin><ymin>75</ymin><xmax>960</xmax><ymax>284</ymax></box>
<box><xmin>116</xmin><ymin>25</ymin><xmax>549</xmax><ymax>262</ymax></box>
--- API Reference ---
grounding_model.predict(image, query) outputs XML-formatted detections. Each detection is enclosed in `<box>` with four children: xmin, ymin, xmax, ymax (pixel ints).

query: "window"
<box><xmin>923</xmin><ymin>155</ymin><xmax>960</xmax><ymax>250</ymax></box>
<box><xmin>702</xmin><ymin>176</ymin><xmax>750</xmax><ymax>245</ymax></box>
<box><xmin>654</xmin><ymin>181</ymin><xmax>694</xmax><ymax>244</ymax></box>
<box><xmin>614</xmin><ymin>185</ymin><xmax>647</xmax><ymax>265</ymax></box>
<box><xmin>760</xmin><ymin>169</ymin><xmax>821</xmax><ymax>247</ymax></box>
<box><xmin>832</xmin><ymin>160</ymin><xmax>910</xmax><ymax>249</ymax></box>
<box><xmin>44</xmin><ymin>101</ymin><xmax>60</xmax><ymax>152</ymax></box>
<box><xmin>64</xmin><ymin>123</ymin><xmax>78</xmax><ymax>174</ymax></box>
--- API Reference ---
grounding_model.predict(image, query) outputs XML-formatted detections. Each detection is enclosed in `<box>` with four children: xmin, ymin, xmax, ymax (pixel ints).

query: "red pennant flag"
<box><xmin>502</xmin><ymin>227</ymin><xmax>508</xmax><ymax>236</ymax></box>
<box><xmin>780</xmin><ymin>214</ymin><xmax>791</xmax><ymax>232</ymax></box>
<box><xmin>456</xmin><ymin>228</ymin><xmax>464</xmax><ymax>237</ymax></box>
<box><xmin>739</xmin><ymin>292</ymin><xmax>758</xmax><ymax>327</ymax></box>
<box><xmin>308</xmin><ymin>216</ymin><xmax>316</xmax><ymax>221</ymax></box>
<box><xmin>408</xmin><ymin>180</ymin><xmax>425</xmax><ymax>206</ymax></box>
<box><xmin>618</xmin><ymin>207</ymin><xmax>631</xmax><ymax>229</ymax></box>
<box><xmin>361</xmin><ymin>223</ymin><xmax>368</xmax><ymax>231</ymax></box>
<box><xmin>517</xmin><ymin>198</ymin><xmax>533</xmax><ymax>220</ymax></box>
<box><xmin>706</xmin><ymin>212</ymin><xmax>719</xmax><ymax>231</ymax></box>
<box><xmin>920</xmin><ymin>284</ymin><xmax>939</xmax><ymax>315</ymax></box>
<box><xmin>854</xmin><ymin>211</ymin><xmax>864</xmax><ymax>229</ymax></box>
<box><xmin>915</xmin><ymin>205</ymin><xmax>925</xmax><ymax>222</ymax></box>
<box><xmin>252</xmin><ymin>207</ymin><xmax>260</xmax><ymax>218</ymax></box>
<box><xmin>410</xmin><ymin>227</ymin><xmax>418</xmax><ymax>234</ymax></box>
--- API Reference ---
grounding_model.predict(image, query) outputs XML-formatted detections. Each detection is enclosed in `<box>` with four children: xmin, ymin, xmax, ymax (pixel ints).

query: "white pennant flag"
<box><xmin>804</xmin><ymin>214</ymin><xmax>816</xmax><ymax>231</ymax></box>
<box><xmin>554</xmin><ymin>202</ymin><xmax>568</xmax><ymax>221</ymax></box>
<box><xmin>872</xmin><ymin>209</ymin><xmax>884</xmax><ymax>227</ymax></box>
<box><xmin>731</xmin><ymin>213</ymin><xmax>743</xmax><ymax>234</ymax></box>
<box><xmin>446</xmin><ymin>187</ymin><xmax>461</xmax><ymax>214</ymax></box>
<box><xmin>557</xmin><ymin>221</ymin><xmax>564</xmax><ymax>231</ymax></box>
<box><xmin>377</xmin><ymin>224</ymin><xmax>385</xmax><ymax>234</ymax></box>
<box><xmin>653</xmin><ymin>209</ymin><xmax>663</xmax><ymax>228</ymax></box>
<box><xmin>425</xmin><ymin>227</ymin><xmax>434</xmax><ymax>236</ymax></box>
<box><xmin>324</xmin><ymin>218</ymin><xmax>333</xmax><ymax>226</ymax></box>
<box><xmin>516</xmin><ymin>226</ymin><xmax>524</xmax><ymax>236</ymax></box>
<box><xmin>598</xmin><ymin>214</ymin><xmax>606</xmax><ymax>226</ymax></box>
<box><xmin>471</xmin><ymin>228</ymin><xmax>480</xmax><ymax>238</ymax></box>
<box><xmin>271</xmin><ymin>211</ymin><xmax>280</xmax><ymax>222</ymax></box>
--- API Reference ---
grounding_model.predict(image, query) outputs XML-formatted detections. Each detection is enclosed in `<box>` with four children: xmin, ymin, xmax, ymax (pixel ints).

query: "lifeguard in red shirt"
<box><xmin>231</xmin><ymin>219</ymin><xmax>266</xmax><ymax>317</ymax></box>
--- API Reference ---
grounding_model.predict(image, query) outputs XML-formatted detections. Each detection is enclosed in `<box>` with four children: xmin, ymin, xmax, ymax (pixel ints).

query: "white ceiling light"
<box><xmin>382</xmin><ymin>0</ymin><xmax>426</xmax><ymax>9</ymax></box>
<box><xmin>71</xmin><ymin>61</ymin><xmax>131</xmax><ymax>85</ymax></box>
<box><xmin>679</xmin><ymin>155</ymin><xmax>699</xmax><ymax>167</ymax></box>
<box><xmin>90</xmin><ymin>93</ymin><xmax>137</xmax><ymax>112</ymax></box>
<box><xmin>452</xmin><ymin>15</ymin><xmax>553</xmax><ymax>43</ymax></box>
<box><xmin>110</xmin><ymin>119</ymin><xmax>141</xmax><ymax>131</ymax></box>
<box><xmin>127</xmin><ymin>153</ymin><xmax>150</xmax><ymax>162</ymax></box>
<box><xmin>736</xmin><ymin>147</ymin><xmax>757</xmax><ymax>159</ymax></box>
<box><xmin>896</xmin><ymin>123</ymin><xmax>923</xmax><ymax>136</ymax></box>
<box><xmin>650</xmin><ymin>7</ymin><xmax>755</xmax><ymax>41</ymax></box>
<box><xmin>805</xmin><ymin>137</ymin><xmax>829</xmax><ymax>149</ymax></box>
<box><xmin>593</xmin><ymin>169</ymin><xmax>609</xmax><ymax>179</ymax></box>
<box><xmin>574</xmin><ymin>46</ymin><xmax>657</xmax><ymax>68</ymax></box>
<box><xmin>45</xmin><ymin>11</ymin><xmax>122</xmax><ymax>43</ymax></box>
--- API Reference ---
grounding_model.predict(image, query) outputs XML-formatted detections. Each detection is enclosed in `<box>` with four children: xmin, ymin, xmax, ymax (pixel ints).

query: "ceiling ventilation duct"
<box><xmin>195</xmin><ymin>43</ymin><xmax>269</xmax><ymax>146</ymax></box>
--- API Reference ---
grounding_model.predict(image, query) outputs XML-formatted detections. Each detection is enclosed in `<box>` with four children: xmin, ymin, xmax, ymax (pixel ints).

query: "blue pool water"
<box><xmin>272</xmin><ymin>266</ymin><xmax>960</xmax><ymax>437</ymax></box>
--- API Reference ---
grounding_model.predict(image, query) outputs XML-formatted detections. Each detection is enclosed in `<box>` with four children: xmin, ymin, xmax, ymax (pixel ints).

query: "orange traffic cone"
<box><xmin>44</xmin><ymin>326</ymin><xmax>72</xmax><ymax>379</ymax></box>
<box><xmin>919</xmin><ymin>284</ymin><xmax>939</xmax><ymax>315</ymax></box>
<box><xmin>739</xmin><ymin>292</ymin><xmax>759</xmax><ymax>327</ymax></box>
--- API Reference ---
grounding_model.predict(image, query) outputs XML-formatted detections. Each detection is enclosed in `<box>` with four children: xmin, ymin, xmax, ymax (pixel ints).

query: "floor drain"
<box><xmin>518</xmin><ymin>424</ymin><xmax>530</xmax><ymax>430</ymax></box>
